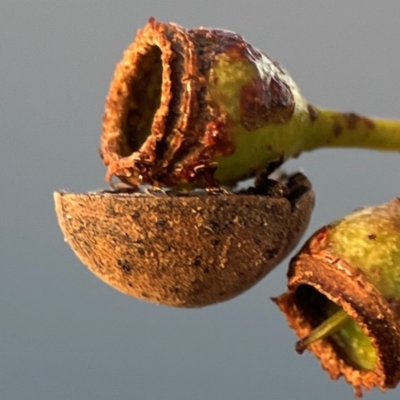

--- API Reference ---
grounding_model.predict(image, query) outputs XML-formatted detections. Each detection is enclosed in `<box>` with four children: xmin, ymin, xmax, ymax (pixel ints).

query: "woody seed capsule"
<box><xmin>274</xmin><ymin>198</ymin><xmax>400</xmax><ymax>397</ymax></box>
<box><xmin>101</xmin><ymin>18</ymin><xmax>400</xmax><ymax>189</ymax></box>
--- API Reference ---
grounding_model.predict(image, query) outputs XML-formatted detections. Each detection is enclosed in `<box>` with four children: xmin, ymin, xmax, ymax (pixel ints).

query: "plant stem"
<box><xmin>304</xmin><ymin>108</ymin><xmax>400</xmax><ymax>153</ymax></box>
<box><xmin>295</xmin><ymin>308</ymin><xmax>349</xmax><ymax>354</ymax></box>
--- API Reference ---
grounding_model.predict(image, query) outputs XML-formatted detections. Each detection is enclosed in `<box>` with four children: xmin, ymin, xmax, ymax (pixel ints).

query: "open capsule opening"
<box><xmin>293</xmin><ymin>284</ymin><xmax>377</xmax><ymax>371</ymax></box>
<box><xmin>124</xmin><ymin>46</ymin><xmax>162</xmax><ymax>154</ymax></box>
<box><xmin>101</xmin><ymin>19</ymin><xmax>202</xmax><ymax>187</ymax></box>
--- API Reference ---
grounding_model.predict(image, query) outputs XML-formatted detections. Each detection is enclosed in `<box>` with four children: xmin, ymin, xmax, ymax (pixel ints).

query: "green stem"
<box><xmin>295</xmin><ymin>309</ymin><xmax>349</xmax><ymax>354</ymax></box>
<box><xmin>214</xmin><ymin>105</ymin><xmax>400</xmax><ymax>185</ymax></box>
<box><xmin>305</xmin><ymin>108</ymin><xmax>400</xmax><ymax>152</ymax></box>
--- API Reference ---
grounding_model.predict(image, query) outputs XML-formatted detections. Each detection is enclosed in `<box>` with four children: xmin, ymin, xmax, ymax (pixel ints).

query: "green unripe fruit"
<box><xmin>101</xmin><ymin>18</ymin><xmax>400</xmax><ymax>189</ymax></box>
<box><xmin>274</xmin><ymin>199</ymin><xmax>400</xmax><ymax>397</ymax></box>
<box><xmin>326</xmin><ymin>305</ymin><xmax>377</xmax><ymax>371</ymax></box>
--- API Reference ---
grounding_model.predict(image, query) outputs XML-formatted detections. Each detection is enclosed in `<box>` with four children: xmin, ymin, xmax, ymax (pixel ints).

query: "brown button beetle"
<box><xmin>55</xmin><ymin>173</ymin><xmax>314</xmax><ymax>307</ymax></box>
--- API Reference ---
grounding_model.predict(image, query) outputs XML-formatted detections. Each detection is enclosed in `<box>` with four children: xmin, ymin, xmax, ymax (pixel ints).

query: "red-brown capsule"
<box><xmin>274</xmin><ymin>198</ymin><xmax>400</xmax><ymax>397</ymax></box>
<box><xmin>100</xmin><ymin>17</ymin><xmax>304</xmax><ymax>188</ymax></box>
<box><xmin>100</xmin><ymin>18</ymin><xmax>400</xmax><ymax>190</ymax></box>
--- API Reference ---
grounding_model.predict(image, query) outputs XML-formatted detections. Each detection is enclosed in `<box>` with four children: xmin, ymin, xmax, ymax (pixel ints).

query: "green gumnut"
<box><xmin>101</xmin><ymin>19</ymin><xmax>400</xmax><ymax>188</ymax></box>
<box><xmin>275</xmin><ymin>198</ymin><xmax>400</xmax><ymax>394</ymax></box>
<box><xmin>295</xmin><ymin>200</ymin><xmax>400</xmax><ymax>369</ymax></box>
<box><xmin>322</xmin><ymin>200</ymin><xmax>400</xmax><ymax>371</ymax></box>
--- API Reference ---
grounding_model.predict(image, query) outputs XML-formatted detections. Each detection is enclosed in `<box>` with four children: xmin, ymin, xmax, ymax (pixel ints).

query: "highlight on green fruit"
<box><xmin>101</xmin><ymin>18</ymin><xmax>400</xmax><ymax>189</ymax></box>
<box><xmin>273</xmin><ymin>198</ymin><xmax>400</xmax><ymax>397</ymax></box>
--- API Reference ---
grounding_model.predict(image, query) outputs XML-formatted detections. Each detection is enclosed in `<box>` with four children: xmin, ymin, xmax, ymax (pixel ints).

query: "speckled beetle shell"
<box><xmin>55</xmin><ymin>173</ymin><xmax>314</xmax><ymax>307</ymax></box>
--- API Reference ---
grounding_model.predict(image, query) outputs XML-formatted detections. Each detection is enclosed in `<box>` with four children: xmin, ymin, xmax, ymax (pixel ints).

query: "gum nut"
<box><xmin>101</xmin><ymin>18</ymin><xmax>400</xmax><ymax>190</ymax></box>
<box><xmin>100</xmin><ymin>18</ymin><xmax>308</xmax><ymax>188</ymax></box>
<box><xmin>273</xmin><ymin>198</ymin><xmax>400</xmax><ymax>397</ymax></box>
<box><xmin>54</xmin><ymin>173</ymin><xmax>314</xmax><ymax>307</ymax></box>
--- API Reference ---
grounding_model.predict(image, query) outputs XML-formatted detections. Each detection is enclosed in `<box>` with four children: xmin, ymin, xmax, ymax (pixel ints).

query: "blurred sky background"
<box><xmin>1</xmin><ymin>1</ymin><xmax>400</xmax><ymax>399</ymax></box>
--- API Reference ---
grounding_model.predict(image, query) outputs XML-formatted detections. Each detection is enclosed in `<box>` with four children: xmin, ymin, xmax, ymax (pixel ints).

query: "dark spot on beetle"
<box><xmin>131</xmin><ymin>211</ymin><xmax>140</xmax><ymax>220</ymax></box>
<box><xmin>240</xmin><ymin>76</ymin><xmax>295</xmax><ymax>130</ymax></box>
<box><xmin>106</xmin><ymin>205</ymin><xmax>117</xmax><ymax>216</ymax></box>
<box><xmin>254</xmin><ymin>238</ymin><xmax>262</xmax><ymax>246</ymax></box>
<box><xmin>368</xmin><ymin>234</ymin><xmax>377</xmax><ymax>240</ymax></box>
<box><xmin>219</xmin><ymin>291</ymin><xmax>226</xmax><ymax>297</ymax></box>
<box><xmin>117</xmin><ymin>259</ymin><xmax>132</xmax><ymax>273</ymax></box>
<box><xmin>156</xmin><ymin>218</ymin><xmax>167</xmax><ymax>228</ymax></box>
<box><xmin>204</xmin><ymin>267</ymin><xmax>210</xmax><ymax>274</ymax></box>
<box><xmin>192</xmin><ymin>256</ymin><xmax>202</xmax><ymax>267</ymax></box>
<box><xmin>267</xmin><ymin>145</ymin><xmax>273</xmax><ymax>151</ymax></box>
<box><xmin>128</xmin><ymin>282</ymin><xmax>134</xmax><ymax>288</ymax></box>
<box><xmin>264</xmin><ymin>248</ymin><xmax>278</xmax><ymax>260</ymax></box>
<box><xmin>307</xmin><ymin>104</ymin><xmax>319</xmax><ymax>122</ymax></box>
<box><xmin>171</xmin><ymin>287</ymin><xmax>180</xmax><ymax>293</ymax></box>
<box><xmin>208</xmin><ymin>220</ymin><xmax>221</xmax><ymax>232</ymax></box>
<box><xmin>211</xmin><ymin>238</ymin><xmax>220</xmax><ymax>247</ymax></box>
<box><xmin>137</xmin><ymin>247</ymin><xmax>145</xmax><ymax>256</ymax></box>
<box><xmin>82</xmin><ymin>239</ymin><xmax>91</xmax><ymax>250</ymax></box>
<box><xmin>333</xmin><ymin>123</ymin><xmax>342</xmax><ymax>137</ymax></box>
<box><xmin>141</xmin><ymin>292</ymin><xmax>149</xmax><ymax>298</ymax></box>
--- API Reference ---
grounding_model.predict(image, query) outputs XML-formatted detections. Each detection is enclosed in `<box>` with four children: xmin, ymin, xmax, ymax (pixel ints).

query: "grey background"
<box><xmin>1</xmin><ymin>1</ymin><xmax>400</xmax><ymax>399</ymax></box>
